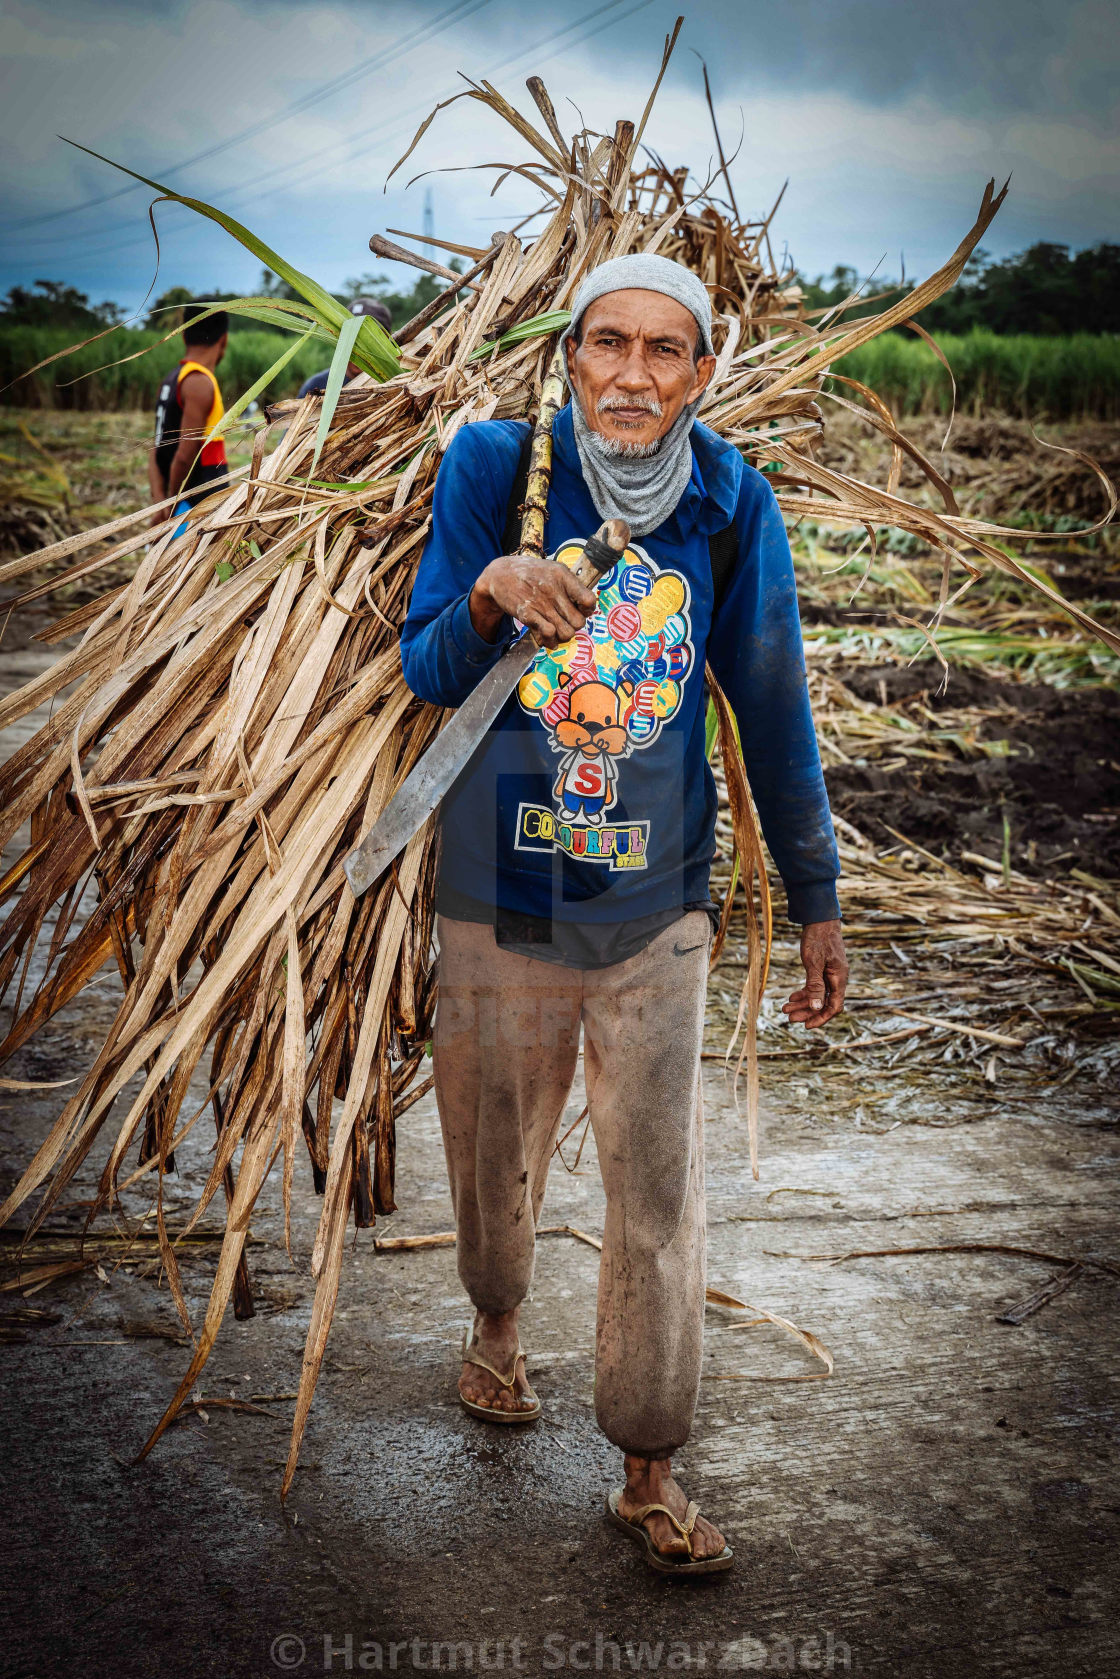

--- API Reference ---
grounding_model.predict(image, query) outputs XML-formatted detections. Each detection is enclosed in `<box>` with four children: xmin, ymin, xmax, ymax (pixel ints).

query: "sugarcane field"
<box><xmin>1</xmin><ymin>7</ymin><xmax>1118</xmax><ymax>1677</ymax></box>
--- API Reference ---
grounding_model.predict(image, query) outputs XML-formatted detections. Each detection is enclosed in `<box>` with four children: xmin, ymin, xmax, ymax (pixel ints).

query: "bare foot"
<box><xmin>459</xmin><ymin>1307</ymin><xmax>538</xmax><ymax>1416</ymax></box>
<box><xmin>617</xmin><ymin>1453</ymin><xmax>727</xmax><ymax>1561</ymax></box>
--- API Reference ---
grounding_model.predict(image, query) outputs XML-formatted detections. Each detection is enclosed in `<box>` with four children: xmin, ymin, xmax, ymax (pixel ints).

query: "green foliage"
<box><xmin>804</xmin><ymin>621</ymin><xmax>1120</xmax><ymax>688</ymax></box>
<box><xmin>830</xmin><ymin>330</ymin><xmax>1120</xmax><ymax>421</ymax></box>
<box><xmin>211</xmin><ymin>327</ymin><xmax>318</xmax><ymax>441</ymax></box>
<box><xmin>922</xmin><ymin>243</ymin><xmax>1120</xmax><ymax>337</ymax></box>
<box><xmin>5</xmin><ymin>323</ymin><xmax>1116</xmax><ymax>420</ymax></box>
<box><xmin>5</xmin><ymin>320</ymin><xmax>1115</xmax><ymax>421</ymax></box>
<box><xmin>143</xmin><ymin>263</ymin><xmax>463</xmax><ymax>342</ymax></box>
<box><xmin>0</xmin><ymin>324</ymin><xmax>326</xmax><ymax>411</ymax></box>
<box><xmin>341</xmin><ymin>262</ymin><xmax>465</xmax><ymax>330</ymax></box>
<box><xmin>143</xmin><ymin>287</ymin><xmax>195</xmax><ymax>331</ymax></box>
<box><xmin>2</xmin><ymin>279</ymin><xmax>123</xmax><ymax>331</ymax></box>
<box><xmin>468</xmin><ymin>308</ymin><xmax>571</xmax><ymax>361</ymax></box>
<box><xmin>311</xmin><ymin>310</ymin><xmax>364</xmax><ymax>475</ymax></box>
<box><xmin>56</xmin><ymin>140</ymin><xmax>400</xmax><ymax>383</ymax></box>
<box><xmin>0</xmin><ymin>245</ymin><xmax>475</xmax><ymax>411</ymax></box>
<box><xmin>798</xmin><ymin>243</ymin><xmax>1120</xmax><ymax>337</ymax></box>
<box><xmin>146</xmin><ymin>284</ymin><xmax>265</xmax><ymax>335</ymax></box>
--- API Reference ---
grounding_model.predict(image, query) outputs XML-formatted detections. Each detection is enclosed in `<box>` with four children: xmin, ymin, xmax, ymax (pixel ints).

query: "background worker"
<box><xmin>297</xmin><ymin>295</ymin><xmax>392</xmax><ymax>396</ymax></box>
<box><xmin>149</xmin><ymin>304</ymin><xmax>229</xmax><ymax>528</ymax></box>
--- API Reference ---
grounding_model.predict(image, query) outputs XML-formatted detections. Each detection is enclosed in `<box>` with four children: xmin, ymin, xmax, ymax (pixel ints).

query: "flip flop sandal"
<box><xmin>458</xmin><ymin>1323</ymin><xmax>541</xmax><ymax>1424</ymax></box>
<box><xmin>606</xmin><ymin>1489</ymin><xmax>734</xmax><ymax>1575</ymax></box>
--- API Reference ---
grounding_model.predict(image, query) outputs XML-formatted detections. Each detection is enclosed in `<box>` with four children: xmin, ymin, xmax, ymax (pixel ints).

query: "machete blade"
<box><xmin>343</xmin><ymin>518</ymin><xmax>629</xmax><ymax>898</ymax></box>
<box><xmin>343</xmin><ymin>634</ymin><xmax>537</xmax><ymax>897</ymax></box>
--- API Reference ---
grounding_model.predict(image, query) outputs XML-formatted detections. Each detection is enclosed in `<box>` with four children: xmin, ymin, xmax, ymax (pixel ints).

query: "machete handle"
<box><xmin>567</xmin><ymin>518</ymin><xmax>630</xmax><ymax>589</ymax></box>
<box><xmin>527</xmin><ymin>519</ymin><xmax>631</xmax><ymax>649</ymax></box>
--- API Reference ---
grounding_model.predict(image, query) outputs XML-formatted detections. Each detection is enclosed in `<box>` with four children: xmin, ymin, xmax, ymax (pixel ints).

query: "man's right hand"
<box><xmin>469</xmin><ymin>555</ymin><xmax>597</xmax><ymax>649</ymax></box>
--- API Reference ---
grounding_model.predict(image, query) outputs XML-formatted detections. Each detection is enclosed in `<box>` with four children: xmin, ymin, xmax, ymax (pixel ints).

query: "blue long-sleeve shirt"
<box><xmin>400</xmin><ymin>403</ymin><xmax>840</xmax><ymax>927</ymax></box>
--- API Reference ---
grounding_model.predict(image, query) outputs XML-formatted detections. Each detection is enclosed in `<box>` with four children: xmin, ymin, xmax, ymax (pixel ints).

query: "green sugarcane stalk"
<box><xmin>518</xmin><ymin>345</ymin><xmax>568</xmax><ymax>558</ymax></box>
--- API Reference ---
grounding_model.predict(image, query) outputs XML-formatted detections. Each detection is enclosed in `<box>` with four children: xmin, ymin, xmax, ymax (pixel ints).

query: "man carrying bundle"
<box><xmin>400</xmin><ymin>254</ymin><xmax>847</xmax><ymax>1575</ymax></box>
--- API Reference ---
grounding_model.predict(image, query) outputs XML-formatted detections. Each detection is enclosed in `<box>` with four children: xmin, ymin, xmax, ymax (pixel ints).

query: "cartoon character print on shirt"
<box><xmin>550</xmin><ymin>674</ymin><xmax>631</xmax><ymax>826</ymax></box>
<box><xmin>514</xmin><ymin>540</ymin><xmax>694</xmax><ymax>868</ymax></box>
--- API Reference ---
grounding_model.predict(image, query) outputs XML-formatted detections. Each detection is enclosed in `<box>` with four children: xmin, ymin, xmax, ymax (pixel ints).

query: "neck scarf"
<box><xmin>566</xmin><ymin>387</ymin><xmax>701</xmax><ymax>539</ymax></box>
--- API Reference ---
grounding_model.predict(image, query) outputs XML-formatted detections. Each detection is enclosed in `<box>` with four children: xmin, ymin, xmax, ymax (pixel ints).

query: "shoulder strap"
<box><xmin>501</xmin><ymin>422</ymin><xmax>535</xmax><ymax>556</ymax></box>
<box><xmin>178</xmin><ymin>359</ymin><xmax>216</xmax><ymax>390</ymax></box>
<box><xmin>177</xmin><ymin>360</ymin><xmax>223</xmax><ymax>437</ymax></box>
<box><xmin>708</xmin><ymin>517</ymin><xmax>739</xmax><ymax>614</ymax></box>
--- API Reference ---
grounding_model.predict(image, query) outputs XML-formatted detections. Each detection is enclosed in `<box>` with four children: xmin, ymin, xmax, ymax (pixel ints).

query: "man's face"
<box><xmin>216</xmin><ymin>333</ymin><xmax>228</xmax><ymax>365</ymax></box>
<box><xmin>565</xmin><ymin>289</ymin><xmax>717</xmax><ymax>455</ymax></box>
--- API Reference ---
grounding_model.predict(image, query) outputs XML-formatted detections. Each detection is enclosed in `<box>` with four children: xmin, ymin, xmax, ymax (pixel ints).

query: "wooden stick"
<box><xmin>392</xmin><ymin>238</ymin><xmax>507</xmax><ymax>348</ymax></box>
<box><xmin>996</xmin><ymin>1261</ymin><xmax>1084</xmax><ymax>1326</ymax></box>
<box><xmin>385</xmin><ymin>228</ymin><xmax>489</xmax><ymax>261</ymax></box>
<box><xmin>892</xmin><ymin>1011</ymin><xmax>1025</xmax><ymax>1049</ymax></box>
<box><xmin>525</xmin><ymin>76</ymin><xmax>569</xmax><ymax>156</ymax></box>
<box><xmin>368</xmin><ymin>234</ymin><xmax>468</xmax><ymax>284</ymax></box>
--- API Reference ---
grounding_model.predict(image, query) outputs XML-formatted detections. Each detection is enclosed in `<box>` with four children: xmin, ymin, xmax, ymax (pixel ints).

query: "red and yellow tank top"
<box><xmin>153</xmin><ymin>359</ymin><xmax>227</xmax><ymax>493</ymax></box>
<box><xmin>178</xmin><ymin>360</ymin><xmax>227</xmax><ymax>467</ymax></box>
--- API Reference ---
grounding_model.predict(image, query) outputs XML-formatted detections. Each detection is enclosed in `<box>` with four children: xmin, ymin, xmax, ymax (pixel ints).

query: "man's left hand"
<box><xmin>782</xmin><ymin>919</ymin><xmax>848</xmax><ymax>1029</ymax></box>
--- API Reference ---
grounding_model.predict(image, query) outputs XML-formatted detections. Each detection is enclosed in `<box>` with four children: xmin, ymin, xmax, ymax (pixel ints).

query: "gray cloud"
<box><xmin>1</xmin><ymin>0</ymin><xmax>1115</xmax><ymax>309</ymax></box>
<box><xmin>676</xmin><ymin>0</ymin><xmax>1118</xmax><ymax>115</ymax></box>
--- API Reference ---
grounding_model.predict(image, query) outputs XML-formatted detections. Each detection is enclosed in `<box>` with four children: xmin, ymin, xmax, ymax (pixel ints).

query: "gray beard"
<box><xmin>586</xmin><ymin>429</ymin><xmax>663</xmax><ymax>460</ymax></box>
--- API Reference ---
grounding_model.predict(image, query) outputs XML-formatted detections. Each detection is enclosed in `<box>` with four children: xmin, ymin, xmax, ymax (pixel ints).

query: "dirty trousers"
<box><xmin>433</xmin><ymin>911</ymin><xmax>711</xmax><ymax>1458</ymax></box>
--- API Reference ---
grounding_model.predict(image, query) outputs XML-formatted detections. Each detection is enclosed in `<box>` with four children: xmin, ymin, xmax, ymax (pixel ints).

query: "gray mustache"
<box><xmin>596</xmin><ymin>394</ymin><xmax>663</xmax><ymax>417</ymax></box>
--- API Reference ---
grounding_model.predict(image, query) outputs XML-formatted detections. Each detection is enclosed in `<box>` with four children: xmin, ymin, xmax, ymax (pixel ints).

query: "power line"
<box><xmin>9</xmin><ymin>0</ymin><xmax>652</xmax><ymax>272</ymax></box>
<box><xmin>156</xmin><ymin>0</ymin><xmax>651</xmax><ymax>223</ymax></box>
<box><xmin>10</xmin><ymin>0</ymin><xmax>634</xmax><ymax>260</ymax></box>
<box><xmin>2</xmin><ymin>0</ymin><xmax>494</xmax><ymax>233</ymax></box>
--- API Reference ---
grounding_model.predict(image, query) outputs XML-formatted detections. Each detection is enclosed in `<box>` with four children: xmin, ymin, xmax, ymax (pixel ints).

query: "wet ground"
<box><xmin>2</xmin><ymin>593</ymin><xmax>1119</xmax><ymax>1677</ymax></box>
<box><xmin>2</xmin><ymin>1038</ymin><xmax>1118</xmax><ymax>1679</ymax></box>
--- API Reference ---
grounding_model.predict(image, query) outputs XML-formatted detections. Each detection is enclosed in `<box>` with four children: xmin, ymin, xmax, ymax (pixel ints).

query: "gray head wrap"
<box><xmin>558</xmin><ymin>253</ymin><xmax>714</xmax><ymax>538</ymax></box>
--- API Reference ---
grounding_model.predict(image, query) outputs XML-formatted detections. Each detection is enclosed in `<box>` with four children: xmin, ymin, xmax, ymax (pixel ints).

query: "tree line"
<box><xmin>0</xmin><ymin>263</ymin><xmax>464</xmax><ymax>337</ymax></box>
<box><xmin>3</xmin><ymin>242</ymin><xmax>1116</xmax><ymax>354</ymax></box>
<box><xmin>797</xmin><ymin>242</ymin><xmax>1119</xmax><ymax>337</ymax></box>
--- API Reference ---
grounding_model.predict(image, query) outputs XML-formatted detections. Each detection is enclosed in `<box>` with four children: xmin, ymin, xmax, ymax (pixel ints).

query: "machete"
<box><xmin>344</xmin><ymin>518</ymin><xmax>630</xmax><ymax>897</ymax></box>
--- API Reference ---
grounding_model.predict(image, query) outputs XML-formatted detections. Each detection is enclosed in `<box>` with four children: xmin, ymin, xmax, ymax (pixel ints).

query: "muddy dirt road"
<box><xmin>3</xmin><ymin>1038</ymin><xmax>1117</xmax><ymax>1679</ymax></box>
